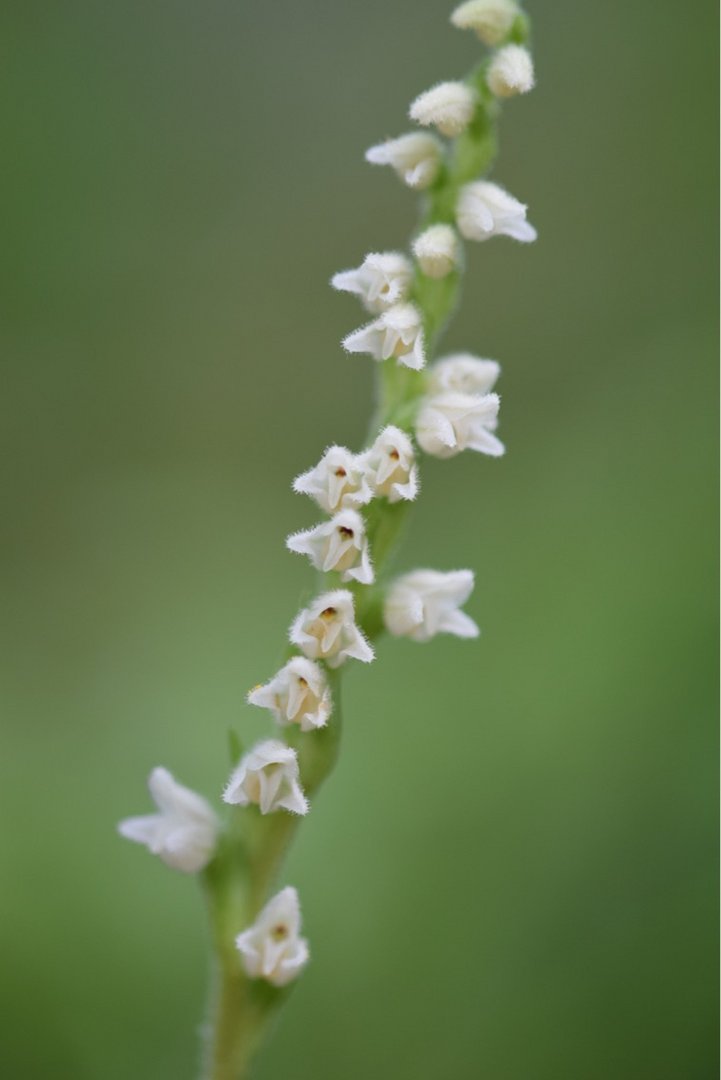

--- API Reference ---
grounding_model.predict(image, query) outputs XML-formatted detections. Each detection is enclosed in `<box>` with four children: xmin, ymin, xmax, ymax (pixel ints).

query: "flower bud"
<box><xmin>487</xmin><ymin>45</ymin><xmax>535</xmax><ymax>98</ymax></box>
<box><xmin>365</xmin><ymin>133</ymin><xmax>443</xmax><ymax>190</ymax></box>
<box><xmin>412</xmin><ymin>224</ymin><xmax>460</xmax><ymax>279</ymax></box>
<box><xmin>457</xmin><ymin>181</ymin><xmax>537</xmax><ymax>243</ymax></box>
<box><xmin>450</xmin><ymin>0</ymin><xmax>520</xmax><ymax>47</ymax></box>
<box><xmin>409</xmin><ymin>82</ymin><xmax>477</xmax><ymax>138</ymax></box>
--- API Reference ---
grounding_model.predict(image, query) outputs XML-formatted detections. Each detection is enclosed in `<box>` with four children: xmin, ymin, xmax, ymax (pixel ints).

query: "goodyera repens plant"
<box><xmin>119</xmin><ymin>3</ymin><xmax>537</xmax><ymax>1077</ymax></box>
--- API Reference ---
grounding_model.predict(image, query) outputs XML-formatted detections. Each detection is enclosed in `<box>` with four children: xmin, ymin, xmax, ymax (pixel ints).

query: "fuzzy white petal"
<box><xmin>450</xmin><ymin>0</ymin><xmax>520</xmax><ymax>46</ymax></box>
<box><xmin>416</xmin><ymin>391</ymin><xmax>505</xmax><ymax>459</ymax></box>
<box><xmin>365</xmin><ymin>133</ymin><xmax>443</xmax><ymax>190</ymax></box>
<box><xmin>289</xmin><ymin>589</ymin><xmax>374</xmax><ymax>669</ymax></box>
<box><xmin>427</xmin><ymin>354</ymin><xmax>501</xmax><ymax>397</ymax></box>
<box><xmin>248</xmin><ymin>657</ymin><xmax>331</xmax><ymax>732</ymax></box>
<box><xmin>457</xmin><ymin>181</ymin><xmax>537</xmax><ymax>244</ymax></box>
<box><xmin>487</xmin><ymin>45</ymin><xmax>535</xmax><ymax>98</ymax></box>
<box><xmin>293</xmin><ymin>445</ymin><xmax>372</xmax><ymax>515</ymax></box>
<box><xmin>236</xmin><ymin>886</ymin><xmax>310</xmax><ymax>988</ymax></box>
<box><xmin>331</xmin><ymin>252</ymin><xmax>412</xmax><ymax>314</ymax></box>
<box><xmin>343</xmin><ymin>303</ymin><xmax>425</xmax><ymax>371</ymax></box>
<box><xmin>409</xmin><ymin>82</ymin><xmax>477</xmax><ymax>138</ymax></box>
<box><xmin>412</xmin><ymin>225</ymin><xmax>460</xmax><ymax>279</ymax></box>
<box><xmin>224</xmin><ymin>740</ymin><xmax>308</xmax><ymax>816</ymax></box>
<box><xmin>384</xmin><ymin>569</ymin><xmax>479</xmax><ymax>643</ymax></box>
<box><xmin>118</xmin><ymin>767</ymin><xmax>218</xmax><ymax>874</ymax></box>
<box><xmin>363</xmin><ymin>426</ymin><xmax>419</xmax><ymax>503</ymax></box>
<box><xmin>287</xmin><ymin>509</ymin><xmax>374</xmax><ymax>585</ymax></box>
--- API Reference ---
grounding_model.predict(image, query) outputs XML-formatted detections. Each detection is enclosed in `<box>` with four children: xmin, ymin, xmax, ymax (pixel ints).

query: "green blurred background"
<box><xmin>2</xmin><ymin>1</ymin><xmax>717</xmax><ymax>1077</ymax></box>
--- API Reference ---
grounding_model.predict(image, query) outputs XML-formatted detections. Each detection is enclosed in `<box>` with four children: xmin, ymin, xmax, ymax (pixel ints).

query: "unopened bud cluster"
<box><xmin>118</xmin><ymin>0</ymin><xmax>537</xmax><ymax>1011</ymax></box>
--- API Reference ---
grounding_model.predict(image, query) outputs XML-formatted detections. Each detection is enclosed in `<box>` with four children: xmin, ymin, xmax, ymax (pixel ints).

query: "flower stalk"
<box><xmin>117</xmin><ymin>3</ymin><xmax>538</xmax><ymax>1077</ymax></box>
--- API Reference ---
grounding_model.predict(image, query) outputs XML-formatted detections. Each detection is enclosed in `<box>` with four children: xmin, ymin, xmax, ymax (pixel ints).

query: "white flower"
<box><xmin>409</xmin><ymin>82</ymin><xmax>477</xmax><ymax>138</ymax></box>
<box><xmin>365</xmin><ymin>132</ymin><xmax>443</xmax><ymax>190</ymax></box>
<box><xmin>487</xmin><ymin>45</ymin><xmax>535</xmax><ymax>98</ymax></box>
<box><xmin>293</xmin><ymin>445</ymin><xmax>372</xmax><ymax>515</ymax></box>
<box><xmin>223</xmin><ymin>739</ymin><xmax>308</xmax><ymax>816</ymax></box>
<box><xmin>427</xmin><ymin>353</ymin><xmax>500</xmax><ymax>396</ymax></box>
<box><xmin>248</xmin><ymin>657</ymin><xmax>331</xmax><ymax>732</ymax></box>
<box><xmin>416</xmin><ymin>392</ymin><xmax>504</xmax><ymax>459</ymax></box>
<box><xmin>287</xmin><ymin>509</ymin><xmax>374</xmax><ymax>585</ymax></box>
<box><xmin>450</xmin><ymin>0</ymin><xmax>520</xmax><ymax>46</ymax></box>
<box><xmin>384</xmin><ymin>569</ymin><xmax>479</xmax><ymax>642</ymax></box>
<box><xmin>118</xmin><ymin>767</ymin><xmax>218</xmax><ymax>874</ymax></box>
<box><xmin>457</xmin><ymin>181</ymin><xmax>537</xmax><ymax>243</ymax></box>
<box><xmin>236</xmin><ymin>886</ymin><xmax>309</xmax><ymax>988</ymax></box>
<box><xmin>363</xmin><ymin>426</ymin><xmax>418</xmax><ymax>503</ymax></box>
<box><xmin>331</xmin><ymin>252</ymin><xmax>412</xmax><ymax>314</ymax></box>
<box><xmin>343</xmin><ymin>303</ymin><xmax>425</xmax><ymax>371</ymax></box>
<box><xmin>289</xmin><ymin>589</ymin><xmax>374</xmax><ymax>669</ymax></box>
<box><xmin>412</xmin><ymin>224</ymin><xmax>460</xmax><ymax>279</ymax></box>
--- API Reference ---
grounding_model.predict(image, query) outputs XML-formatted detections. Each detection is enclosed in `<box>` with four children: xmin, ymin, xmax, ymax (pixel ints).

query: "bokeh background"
<box><xmin>2</xmin><ymin>1</ymin><xmax>717</xmax><ymax>1077</ymax></box>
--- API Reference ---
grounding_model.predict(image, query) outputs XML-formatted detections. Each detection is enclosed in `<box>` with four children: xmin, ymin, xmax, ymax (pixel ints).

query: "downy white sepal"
<box><xmin>286</xmin><ymin>509</ymin><xmax>374</xmax><ymax>585</ymax></box>
<box><xmin>118</xmin><ymin>767</ymin><xmax>218</xmax><ymax>874</ymax></box>
<box><xmin>413</xmin><ymin>224</ymin><xmax>460</xmax><ymax>279</ymax></box>
<box><xmin>363</xmin><ymin>426</ymin><xmax>418</xmax><ymax>503</ymax></box>
<box><xmin>365</xmin><ymin>133</ymin><xmax>443</xmax><ymax>190</ymax></box>
<box><xmin>343</xmin><ymin>303</ymin><xmax>425</xmax><ymax>371</ymax></box>
<box><xmin>293</xmin><ymin>445</ymin><xmax>372</xmax><ymax>515</ymax></box>
<box><xmin>236</xmin><ymin>886</ymin><xmax>309</xmax><ymax>988</ymax></box>
<box><xmin>416</xmin><ymin>392</ymin><xmax>504</xmax><ymax>459</ymax></box>
<box><xmin>248</xmin><ymin>657</ymin><xmax>331</xmax><ymax>732</ymax></box>
<box><xmin>384</xmin><ymin>569</ymin><xmax>479</xmax><ymax>642</ymax></box>
<box><xmin>487</xmin><ymin>44</ymin><xmax>535</xmax><ymax>98</ymax></box>
<box><xmin>427</xmin><ymin>353</ymin><xmax>500</xmax><ymax>397</ymax></box>
<box><xmin>331</xmin><ymin>252</ymin><xmax>412</xmax><ymax>314</ymax></box>
<box><xmin>223</xmin><ymin>739</ymin><xmax>309</xmax><ymax>816</ymax></box>
<box><xmin>409</xmin><ymin>81</ymin><xmax>477</xmax><ymax>138</ymax></box>
<box><xmin>289</xmin><ymin>589</ymin><xmax>374</xmax><ymax>668</ymax></box>
<box><xmin>457</xmin><ymin>181</ymin><xmax>537</xmax><ymax>243</ymax></box>
<box><xmin>450</xmin><ymin>0</ymin><xmax>520</xmax><ymax>46</ymax></box>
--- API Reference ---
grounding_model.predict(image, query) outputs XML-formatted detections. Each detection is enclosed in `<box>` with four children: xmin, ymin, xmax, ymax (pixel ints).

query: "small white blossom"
<box><xmin>293</xmin><ymin>445</ymin><xmax>372</xmax><ymax>515</ymax></box>
<box><xmin>412</xmin><ymin>224</ymin><xmax>460</xmax><ymax>279</ymax></box>
<box><xmin>365</xmin><ymin>132</ymin><xmax>443</xmax><ymax>190</ymax></box>
<box><xmin>384</xmin><ymin>569</ymin><xmax>479</xmax><ymax>642</ymax></box>
<box><xmin>224</xmin><ymin>739</ymin><xmax>308</xmax><ymax>816</ymax></box>
<box><xmin>409</xmin><ymin>82</ymin><xmax>477</xmax><ymax>138</ymax></box>
<box><xmin>487</xmin><ymin>45</ymin><xmax>535</xmax><ymax>98</ymax></box>
<box><xmin>287</xmin><ymin>509</ymin><xmax>374</xmax><ymax>585</ymax></box>
<box><xmin>289</xmin><ymin>589</ymin><xmax>374</xmax><ymax>669</ymax></box>
<box><xmin>236</xmin><ymin>886</ymin><xmax>309</xmax><ymax>988</ymax></box>
<box><xmin>118</xmin><ymin>767</ymin><xmax>218</xmax><ymax>874</ymax></box>
<box><xmin>248</xmin><ymin>657</ymin><xmax>331</xmax><ymax>732</ymax></box>
<box><xmin>344</xmin><ymin>303</ymin><xmax>425</xmax><ymax>371</ymax></box>
<box><xmin>331</xmin><ymin>252</ymin><xmax>412</xmax><ymax>314</ymax></box>
<box><xmin>450</xmin><ymin>0</ymin><xmax>520</xmax><ymax>46</ymax></box>
<box><xmin>363</xmin><ymin>426</ymin><xmax>418</xmax><ymax>503</ymax></box>
<box><xmin>416</xmin><ymin>391</ymin><xmax>504</xmax><ymax>459</ymax></box>
<box><xmin>427</xmin><ymin>353</ymin><xmax>500</xmax><ymax>396</ymax></box>
<box><xmin>457</xmin><ymin>181</ymin><xmax>537</xmax><ymax>243</ymax></box>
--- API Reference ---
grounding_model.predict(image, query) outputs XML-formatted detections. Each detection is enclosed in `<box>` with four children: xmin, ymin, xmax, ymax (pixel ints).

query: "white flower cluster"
<box><xmin>119</xmin><ymin>0</ymin><xmax>537</xmax><ymax>1001</ymax></box>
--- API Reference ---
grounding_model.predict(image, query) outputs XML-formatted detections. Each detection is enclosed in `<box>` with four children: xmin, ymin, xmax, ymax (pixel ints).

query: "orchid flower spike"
<box><xmin>248</xmin><ymin>657</ymin><xmax>331</xmax><ymax>732</ymax></box>
<box><xmin>331</xmin><ymin>252</ymin><xmax>413</xmax><ymax>314</ymax></box>
<box><xmin>384</xmin><ymin>569</ymin><xmax>479</xmax><ymax>642</ymax></box>
<box><xmin>343</xmin><ymin>303</ymin><xmax>425</xmax><ymax>371</ymax></box>
<box><xmin>293</xmin><ymin>445</ymin><xmax>372</xmax><ymax>515</ymax></box>
<box><xmin>416</xmin><ymin>391</ymin><xmax>504</xmax><ymax>459</ymax></box>
<box><xmin>427</xmin><ymin>353</ymin><xmax>501</xmax><ymax>396</ymax></box>
<box><xmin>365</xmin><ymin>132</ymin><xmax>443</xmax><ymax>190</ymax></box>
<box><xmin>118</xmin><ymin>767</ymin><xmax>218</xmax><ymax>874</ymax></box>
<box><xmin>363</xmin><ymin>426</ymin><xmax>418</xmax><ymax>503</ymax></box>
<box><xmin>487</xmin><ymin>45</ymin><xmax>535</xmax><ymax>98</ymax></box>
<box><xmin>236</xmin><ymin>886</ymin><xmax>309</xmax><ymax>988</ymax></box>
<box><xmin>450</xmin><ymin>0</ymin><xmax>521</xmax><ymax>46</ymax></box>
<box><xmin>289</xmin><ymin>589</ymin><xmax>374</xmax><ymax>668</ymax></box>
<box><xmin>457</xmin><ymin>181</ymin><xmax>537</xmax><ymax>243</ymax></box>
<box><xmin>286</xmin><ymin>508</ymin><xmax>374</xmax><ymax>585</ymax></box>
<box><xmin>223</xmin><ymin>739</ymin><xmax>309</xmax><ymax>816</ymax></box>
<box><xmin>409</xmin><ymin>81</ymin><xmax>477</xmax><ymax>138</ymax></box>
<box><xmin>413</xmin><ymin>224</ymin><xmax>460</xmax><ymax>280</ymax></box>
